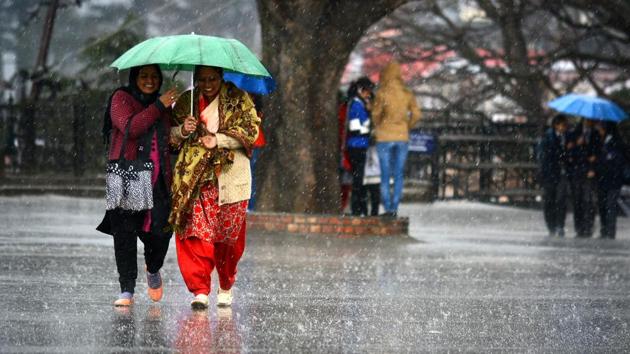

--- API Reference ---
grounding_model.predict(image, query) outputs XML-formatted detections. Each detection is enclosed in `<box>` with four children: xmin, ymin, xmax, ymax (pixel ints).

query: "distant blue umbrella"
<box><xmin>223</xmin><ymin>71</ymin><xmax>276</xmax><ymax>95</ymax></box>
<box><xmin>548</xmin><ymin>93</ymin><xmax>628</xmax><ymax>122</ymax></box>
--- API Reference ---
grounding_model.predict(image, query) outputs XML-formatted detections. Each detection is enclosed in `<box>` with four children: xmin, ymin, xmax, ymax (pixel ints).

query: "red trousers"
<box><xmin>176</xmin><ymin>220</ymin><xmax>246</xmax><ymax>296</ymax></box>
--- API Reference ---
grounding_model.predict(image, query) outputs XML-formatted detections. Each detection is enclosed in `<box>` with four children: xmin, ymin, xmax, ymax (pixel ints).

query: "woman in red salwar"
<box><xmin>169</xmin><ymin>65</ymin><xmax>260</xmax><ymax>309</ymax></box>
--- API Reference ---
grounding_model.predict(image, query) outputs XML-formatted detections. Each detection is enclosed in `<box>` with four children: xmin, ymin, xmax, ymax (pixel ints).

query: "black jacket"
<box><xmin>538</xmin><ymin>128</ymin><xmax>568</xmax><ymax>185</ymax></box>
<box><xmin>566</xmin><ymin>126</ymin><xmax>601</xmax><ymax>179</ymax></box>
<box><xmin>596</xmin><ymin>134</ymin><xmax>626</xmax><ymax>191</ymax></box>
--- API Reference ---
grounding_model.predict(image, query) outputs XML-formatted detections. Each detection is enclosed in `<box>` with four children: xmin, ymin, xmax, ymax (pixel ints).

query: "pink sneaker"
<box><xmin>146</xmin><ymin>269</ymin><xmax>163</xmax><ymax>302</ymax></box>
<box><xmin>114</xmin><ymin>292</ymin><xmax>134</xmax><ymax>307</ymax></box>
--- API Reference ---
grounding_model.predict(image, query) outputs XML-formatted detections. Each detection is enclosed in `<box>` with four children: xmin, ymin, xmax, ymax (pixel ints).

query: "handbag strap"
<box><xmin>137</xmin><ymin>124</ymin><xmax>156</xmax><ymax>161</ymax></box>
<box><xmin>117</xmin><ymin>118</ymin><xmax>134</xmax><ymax>160</ymax></box>
<box><xmin>154</xmin><ymin>118</ymin><xmax>166</xmax><ymax>165</ymax></box>
<box><xmin>117</xmin><ymin>118</ymin><xmax>156</xmax><ymax>161</ymax></box>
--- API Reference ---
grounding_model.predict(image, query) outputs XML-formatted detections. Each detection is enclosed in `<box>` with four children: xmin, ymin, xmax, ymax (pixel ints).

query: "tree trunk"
<box><xmin>478</xmin><ymin>0</ymin><xmax>546</xmax><ymax>127</ymax></box>
<box><xmin>498</xmin><ymin>2</ymin><xmax>546</xmax><ymax>126</ymax></box>
<box><xmin>255</xmin><ymin>0</ymin><xmax>407</xmax><ymax>213</ymax></box>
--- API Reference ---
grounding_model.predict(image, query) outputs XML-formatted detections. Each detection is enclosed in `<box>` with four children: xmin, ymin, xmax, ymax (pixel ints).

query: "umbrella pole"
<box><xmin>190</xmin><ymin>72</ymin><xmax>194</xmax><ymax>117</ymax></box>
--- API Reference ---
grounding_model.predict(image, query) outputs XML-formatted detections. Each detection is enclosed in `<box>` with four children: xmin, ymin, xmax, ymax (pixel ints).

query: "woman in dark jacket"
<box><xmin>346</xmin><ymin>77</ymin><xmax>375</xmax><ymax>216</ymax></box>
<box><xmin>594</xmin><ymin>121</ymin><xmax>627</xmax><ymax>239</ymax></box>
<box><xmin>97</xmin><ymin>64</ymin><xmax>188</xmax><ymax>306</ymax></box>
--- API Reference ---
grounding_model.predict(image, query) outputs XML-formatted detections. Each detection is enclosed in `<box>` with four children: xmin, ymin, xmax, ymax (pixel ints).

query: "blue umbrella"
<box><xmin>223</xmin><ymin>71</ymin><xmax>276</xmax><ymax>95</ymax></box>
<box><xmin>548</xmin><ymin>93</ymin><xmax>628</xmax><ymax>122</ymax></box>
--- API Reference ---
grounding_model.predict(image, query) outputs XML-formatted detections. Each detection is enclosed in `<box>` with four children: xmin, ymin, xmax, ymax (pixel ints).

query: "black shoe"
<box><xmin>380</xmin><ymin>212</ymin><xmax>396</xmax><ymax>218</ymax></box>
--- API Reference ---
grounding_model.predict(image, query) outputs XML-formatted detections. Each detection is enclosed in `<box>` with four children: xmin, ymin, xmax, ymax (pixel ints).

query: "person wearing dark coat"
<box><xmin>538</xmin><ymin>114</ymin><xmax>569</xmax><ymax>237</ymax></box>
<box><xmin>566</xmin><ymin>119</ymin><xmax>601</xmax><ymax>237</ymax></box>
<box><xmin>346</xmin><ymin>77</ymin><xmax>375</xmax><ymax>216</ymax></box>
<box><xmin>594</xmin><ymin>122</ymin><xmax>627</xmax><ymax>239</ymax></box>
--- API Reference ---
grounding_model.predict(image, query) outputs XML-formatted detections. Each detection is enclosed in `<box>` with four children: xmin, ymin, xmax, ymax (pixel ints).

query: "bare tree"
<box><xmin>546</xmin><ymin>1</ymin><xmax>630</xmax><ymax>96</ymax></box>
<box><xmin>358</xmin><ymin>0</ymin><xmax>630</xmax><ymax>126</ymax></box>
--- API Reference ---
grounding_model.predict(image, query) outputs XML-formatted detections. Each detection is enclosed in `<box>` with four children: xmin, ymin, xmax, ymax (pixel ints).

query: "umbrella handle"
<box><xmin>190</xmin><ymin>72</ymin><xmax>194</xmax><ymax>117</ymax></box>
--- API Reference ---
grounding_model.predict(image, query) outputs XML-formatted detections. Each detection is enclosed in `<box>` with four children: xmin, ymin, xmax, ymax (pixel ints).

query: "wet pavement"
<box><xmin>1</xmin><ymin>195</ymin><xmax>629</xmax><ymax>352</ymax></box>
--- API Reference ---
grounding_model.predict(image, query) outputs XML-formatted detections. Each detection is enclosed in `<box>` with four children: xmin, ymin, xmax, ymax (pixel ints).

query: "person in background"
<box><xmin>363</xmin><ymin>142</ymin><xmax>381</xmax><ymax>216</ymax></box>
<box><xmin>169</xmin><ymin>65</ymin><xmax>260</xmax><ymax>309</ymax></box>
<box><xmin>566</xmin><ymin>118</ymin><xmax>600</xmax><ymax>238</ymax></box>
<box><xmin>338</xmin><ymin>88</ymin><xmax>353</xmax><ymax>214</ymax></box>
<box><xmin>97</xmin><ymin>64</ymin><xmax>180</xmax><ymax>307</ymax></box>
<box><xmin>372</xmin><ymin>61</ymin><xmax>421</xmax><ymax>217</ymax></box>
<box><xmin>538</xmin><ymin>114</ymin><xmax>569</xmax><ymax>237</ymax></box>
<box><xmin>248</xmin><ymin>94</ymin><xmax>265</xmax><ymax>211</ymax></box>
<box><xmin>346</xmin><ymin>77</ymin><xmax>375</xmax><ymax>216</ymax></box>
<box><xmin>594</xmin><ymin>121</ymin><xmax>626</xmax><ymax>239</ymax></box>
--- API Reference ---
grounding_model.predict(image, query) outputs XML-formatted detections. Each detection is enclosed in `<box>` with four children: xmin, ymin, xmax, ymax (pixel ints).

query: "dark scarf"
<box><xmin>102</xmin><ymin>65</ymin><xmax>163</xmax><ymax>145</ymax></box>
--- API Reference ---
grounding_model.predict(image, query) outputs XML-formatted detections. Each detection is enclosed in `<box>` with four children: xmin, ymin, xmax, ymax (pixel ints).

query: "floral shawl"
<box><xmin>169</xmin><ymin>82</ymin><xmax>260</xmax><ymax>232</ymax></box>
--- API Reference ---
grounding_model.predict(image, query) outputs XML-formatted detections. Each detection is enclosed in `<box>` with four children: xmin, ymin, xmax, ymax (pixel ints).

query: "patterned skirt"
<box><xmin>177</xmin><ymin>183</ymin><xmax>247</xmax><ymax>244</ymax></box>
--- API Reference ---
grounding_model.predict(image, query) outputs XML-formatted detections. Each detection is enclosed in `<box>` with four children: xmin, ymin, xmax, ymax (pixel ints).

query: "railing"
<box><xmin>408</xmin><ymin>117</ymin><xmax>542</xmax><ymax>205</ymax></box>
<box><xmin>0</xmin><ymin>91</ymin><xmax>109</xmax><ymax>177</ymax></box>
<box><xmin>1</xmin><ymin>97</ymin><xmax>542</xmax><ymax>205</ymax></box>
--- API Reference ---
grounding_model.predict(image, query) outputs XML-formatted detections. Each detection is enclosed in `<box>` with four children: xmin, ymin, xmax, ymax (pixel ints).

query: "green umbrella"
<box><xmin>111</xmin><ymin>33</ymin><xmax>271</xmax><ymax>114</ymax></box>
<box><xmin>111</xmin><ymin>33</ymin><xmax>271</xmax><ymax>77</ymax></box>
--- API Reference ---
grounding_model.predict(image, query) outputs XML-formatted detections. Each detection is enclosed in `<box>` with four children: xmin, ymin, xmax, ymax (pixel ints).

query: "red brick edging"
<box><xmin>246</xmin><ymin>212</ymin><xmax>409</xmax><ymax>237</ymax></box>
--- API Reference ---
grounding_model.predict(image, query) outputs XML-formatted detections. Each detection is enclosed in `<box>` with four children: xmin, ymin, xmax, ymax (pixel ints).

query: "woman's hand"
<box><xmin>159</xmin><ymin>88</ymin><xmax>179</xmax><ymax>107</ymax></box>
<box><xmin>365</xmin><ymin>99</ymin><xmax>373</xmax><ymax>112</ymax></box>
<box><xmin>199</xmin><ymin>134</ymin><xmax>217</xmax><ymax>149</ymax></box>
<box><xmin>576</xmin><ymin>137</ymin><xmax>585</xmax><ymax>146</ymax></box>
<box><xmin>181</xmin><ymin>116</ymin><xmax>197</xmax><ymax>136</ymax></box>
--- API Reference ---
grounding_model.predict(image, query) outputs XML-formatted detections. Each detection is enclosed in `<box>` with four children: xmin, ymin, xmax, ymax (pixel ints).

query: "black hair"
<box><xmin>551</xmin><ymin>114</ymin><xmax>569</xmax><ymax>127</ymax></box>
<box><xmin>193</xmin><ymin>65</ymin><xmax>224</xmax><ymax>82</ymax></box>
<box><xmin>346</xmin><ymin>81</ymin><xmax>358</xmax><ymax>100</ymax></box>
<box><xmin>604</xmin><ymin>121</ymin><xmax>618</xmax><ymax>134</ymax></box>
<box><xmin>355</xmin><ymin>76</ymin><xmax>374</xmax><ymax>91</ymax></box>
<box><xmin>127</xmin><ymin>64</ymin><xmax>163</xmax><ymax>106</ymax></box>
<box><xmin>596</xmin><ymin>121</ymin><xmax>621</xmax><ymax>138</ymax></box>
<box><xmin>102</xmin><ymin>64</ymin><xmax>163</xmax><ymax>145</ymax></box>
<box><xmin>347</xmin><ymin>76</ymin><xmax>374</xmax><ymax>105</ymax></box>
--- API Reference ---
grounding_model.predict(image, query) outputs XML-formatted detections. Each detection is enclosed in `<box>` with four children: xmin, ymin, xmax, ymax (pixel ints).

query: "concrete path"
<box><xmin>1</xmin><ymin>196</ymin><xmax>629</xmax><ymax>352</ymax></box>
